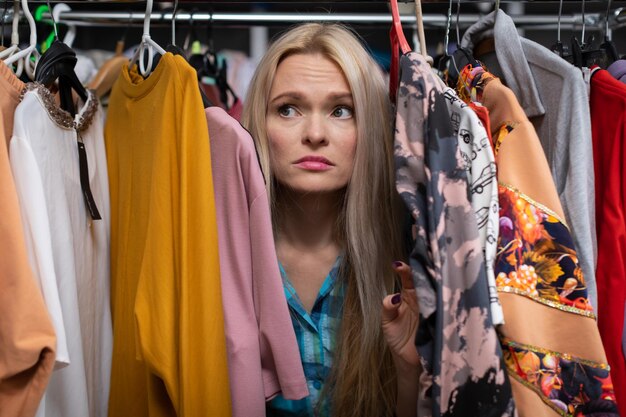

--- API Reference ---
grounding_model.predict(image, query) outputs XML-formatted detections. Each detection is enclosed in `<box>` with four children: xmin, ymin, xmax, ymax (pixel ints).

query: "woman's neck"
<box><xmin>275</xmin><ymin>187</ymin><xmax>344</xmax><ymax>253</ymax></box>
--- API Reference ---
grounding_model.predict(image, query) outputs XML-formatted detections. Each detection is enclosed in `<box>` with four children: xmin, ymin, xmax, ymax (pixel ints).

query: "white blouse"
<box><xmin>10</xmin><ymin>84</ymin><xmax>112</xmax><ymax>417</ymax></box>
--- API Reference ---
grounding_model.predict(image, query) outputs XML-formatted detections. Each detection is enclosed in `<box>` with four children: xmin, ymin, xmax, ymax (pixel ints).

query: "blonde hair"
<box><xmin>242</xmin><ymin>23</ymin><xmax>403</xmax><ymax>417</ymax></box>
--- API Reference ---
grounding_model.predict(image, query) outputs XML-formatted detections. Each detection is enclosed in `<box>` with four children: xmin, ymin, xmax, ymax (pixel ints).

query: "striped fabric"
<box><xmin>266</xmin><ymin>257</ymin><xmax>344</xmax><ymax>417</ymax></box>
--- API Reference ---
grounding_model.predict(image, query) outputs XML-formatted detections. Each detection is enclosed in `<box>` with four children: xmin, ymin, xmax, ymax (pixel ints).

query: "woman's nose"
<box><xmin>302</xmin><ymin>114</ymin><xmax>328</xmax><ymax>146</ymax></box>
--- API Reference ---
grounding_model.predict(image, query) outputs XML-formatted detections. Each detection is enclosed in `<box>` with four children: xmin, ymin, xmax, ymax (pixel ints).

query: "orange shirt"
<box><xmin>0</xmin><ymin>62</ymin><xmax>56</xmax><ymax>417</ymax></box>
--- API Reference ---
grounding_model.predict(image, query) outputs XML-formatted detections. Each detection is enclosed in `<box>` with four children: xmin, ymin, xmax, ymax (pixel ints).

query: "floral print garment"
<box><xmin>496</xmin><ymin>185</ymin><xmax>593</xmax><ymax>316</ymax></box>
<box><xmin>394</xmin><ymin>52</ymin><xmax>515</xmax><ymax>417</ymax></box>
<box><xmin>496</xmin><ymin>184</ymin><xmax>618</xmax><ymax>416</ymax></box>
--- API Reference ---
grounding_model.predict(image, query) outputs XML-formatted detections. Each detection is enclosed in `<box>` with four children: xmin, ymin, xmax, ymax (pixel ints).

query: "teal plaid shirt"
<box><xmin>266</xmin><ymin>257</ymin><xmax>345</xmax><ymax>417</ymax></box>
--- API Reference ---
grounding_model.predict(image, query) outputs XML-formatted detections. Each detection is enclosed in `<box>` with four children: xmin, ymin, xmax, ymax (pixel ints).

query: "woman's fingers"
<box><xmin>382</xmin><ymin>292</ymin><xmax>402</xmax><ymax>323</ymax></box>
<box><xmin>393</xmin><ymin>261</ymin><xmax>419</xmax><ymax>316</ymax></box>
<box><xmin>393</xmin><ymin>261</ymin><xmax>414</xmax><ymax>290</ymax></box>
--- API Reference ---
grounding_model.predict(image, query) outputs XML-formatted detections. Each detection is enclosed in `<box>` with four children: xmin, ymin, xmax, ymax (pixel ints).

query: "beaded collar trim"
<box><xmin>19</xmin><ymin>82</ymin><xmax>99</xmax><ymax>133</ymax></box>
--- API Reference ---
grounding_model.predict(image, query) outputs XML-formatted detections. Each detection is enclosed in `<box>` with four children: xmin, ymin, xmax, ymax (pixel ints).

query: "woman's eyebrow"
<box><xmin>269</xmin><ymin>92</ymin><xmax>303</xmax><ymax>104</ymax></box>
<box><xmin>269</xmin><ymin>91</ymin><xmax>353</xmax><ymax>104</ymax></box>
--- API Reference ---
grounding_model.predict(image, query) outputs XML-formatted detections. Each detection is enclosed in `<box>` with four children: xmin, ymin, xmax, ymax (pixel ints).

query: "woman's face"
<box><xmin>266</xmin><ymin>53</ymin><xmax>357</xmax><ymax>194</ymax></box>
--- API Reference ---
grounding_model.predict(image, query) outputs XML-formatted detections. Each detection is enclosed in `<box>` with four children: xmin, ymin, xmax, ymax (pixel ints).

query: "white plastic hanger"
<box><xmin>129</xmin><ymin>0</ymin><xmax>166</xmax><ymax>77</ymax></box>
<box><xmin>0</xmin><ymin>1</ymin><xmax>25</xmax><ymax>75</ymax></box>
<box><xmin>53</xmin><ymin>3</ymin><xmax>75</xmax><ymax>47</ymax></box>
<box><xmin>0</xmin><ymin>1</ymin><xmax>19</xmax><ymax>60</ymax></box>
<box><xmin>4</xmin><ymin>0</ymin><xmax>38</xmax><ymax>79</ymax></box>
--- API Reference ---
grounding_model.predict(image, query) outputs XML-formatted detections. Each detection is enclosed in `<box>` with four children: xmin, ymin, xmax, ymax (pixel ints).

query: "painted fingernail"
<box><xmin>393</xmin><ymin>261</ymin><xmax>402</xmax><ymax>268</ymax></box>
<box><xmin>391</xmin><ymin>294</ymin><xmax>401</xmax><ymax>305</ymax></box>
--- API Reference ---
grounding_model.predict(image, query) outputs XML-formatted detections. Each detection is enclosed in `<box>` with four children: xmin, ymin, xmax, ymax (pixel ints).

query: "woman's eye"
<box><xmin>278</xmin><ymin>105</ymin><xmax>297</xmax><ymax>117</ymax></box>
<box><xmin>332</xmin><ymin>106</ymin><xmax>353</xmax><ymax>119</ymax></box>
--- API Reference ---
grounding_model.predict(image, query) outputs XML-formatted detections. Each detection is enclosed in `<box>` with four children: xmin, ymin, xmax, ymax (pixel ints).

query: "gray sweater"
<box><xmin>461</xmin><ymin>10</ymin><xmax>598</xmax><ymax>310</ymax></box>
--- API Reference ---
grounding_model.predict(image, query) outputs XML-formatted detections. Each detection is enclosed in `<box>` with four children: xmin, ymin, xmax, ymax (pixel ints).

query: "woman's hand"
<box><xmin>382</xmin><ymin>261</ymin><xmax>421</xmax><ymax>368</ymax></box>
<box><xmin>382</xmin><ymin>261</ymin><xmax>421</xmax><ymax>417</ymax></box>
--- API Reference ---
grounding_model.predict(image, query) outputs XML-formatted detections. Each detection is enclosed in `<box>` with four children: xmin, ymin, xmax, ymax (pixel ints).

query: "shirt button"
<box><xmin>313</xmin><ymin>381</ymin><xmax>322</xmax><ymax>390</ymax></box>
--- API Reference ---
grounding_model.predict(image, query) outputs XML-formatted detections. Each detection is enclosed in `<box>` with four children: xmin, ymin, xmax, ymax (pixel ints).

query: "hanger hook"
<box><xmin>455</xmin><ymin>0</ymin><xmax>461</xmax><ymax>47</ymax></box>
<box><xmin>172</xmin><ymin>0</ymin><xmax>178</xmax><ymax>46</ymax></box>
<box><xmin>495</xmin><ymin>0</ymin><xmax>500</xmax><ymax>13</ymax></box>
<box><xmin>605</xmin><ymin>0</ymin><xmax>612</xmax><ymax>40</ymax></box>
<box><xmin>1</xmin><ymin>0</ymin><xmax>9</xmax><ymax>46</ymax></box>
<box><xmin>581</xmin><ymin>0</ymin><xmax>586</xmax><ymax>47</ymax></box>
<box><xmin>443</xmin><ymin>0</ymin><xmax>452</xmax><ymax>57</ymax></box>
<box><xmin>556</xmin><ymin>0</ymin><xmax>563</xmax><ymax>43</ymax></box>
<box><xmin>45</xmin><ymin>0</ymin><xmax>58</xmax><ymax>40</ymax></box>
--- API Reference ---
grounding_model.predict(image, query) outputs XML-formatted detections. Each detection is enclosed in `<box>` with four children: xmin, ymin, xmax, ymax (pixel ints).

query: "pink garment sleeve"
<box><xmin>207</xmin><ymin>107</ymin><xmax>307</xmax><ymax>417</ymax></box>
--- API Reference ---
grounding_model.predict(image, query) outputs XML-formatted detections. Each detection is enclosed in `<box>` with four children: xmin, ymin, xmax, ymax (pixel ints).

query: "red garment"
<box><xmin>468</xmin><ymin>101</ymin><xmax>493</xmax><ymax>148</ymax></box>
<box><xmin>591</xmin><ymin>67</ymin><xmax>626</xmax><ymax>414</ymax></box>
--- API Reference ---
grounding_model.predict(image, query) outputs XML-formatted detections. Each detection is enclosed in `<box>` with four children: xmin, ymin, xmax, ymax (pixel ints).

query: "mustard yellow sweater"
<box><xmin>105</xmin><ymin>53</ymin><xmax>231</xmax><ymax>417</ymax></box>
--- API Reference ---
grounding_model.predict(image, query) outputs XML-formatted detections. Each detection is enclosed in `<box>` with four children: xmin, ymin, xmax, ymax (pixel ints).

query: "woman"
<box><xmin>242</xmin><ymin>23</ymin><xmax>420</xmax><ymax>417</ymax></box>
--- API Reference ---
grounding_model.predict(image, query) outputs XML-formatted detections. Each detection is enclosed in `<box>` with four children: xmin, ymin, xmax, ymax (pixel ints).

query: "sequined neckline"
<box><xmin>19</xmin><ymin>82</ymin><xmax>99</xmax><ymax>132</ymax></box>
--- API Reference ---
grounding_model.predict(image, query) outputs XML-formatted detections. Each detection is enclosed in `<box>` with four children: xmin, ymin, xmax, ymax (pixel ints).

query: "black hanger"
<box><xmin>188</xmin><ymin>10</ymin><xmax>237</xmax><ymax>110</ymax></box>
<box><xmin>166</xmin><ymin>2</ymin><xmax>213</xmax><ymax>108</ymax></box>
<box><xmin>35</xmin><ymin>40</ymin><xmax>88</xmax><ymax>117</ymax></box>
<box><xmin>551</xmin><ymin>0</ymin><xmax>573</xmax><ymax>62</ymax></box>
<box><xmin>570</xmin><ymin>0</ymin><xmax>611</xmax><ymax>69</ymax></box>
<box><xmin>571</xmin><ymin>35</ymin><xmax>610</xmax><ymax>68</ymax></box>
<box><xmin>598</xmin><ymin>0</ymin><xmax>619</xmax><ymax>67</ymax></box>
<box><xmin>447</xmin><ymin>47</ymin><xmax>482</xmax><ymax>88</ymax></box>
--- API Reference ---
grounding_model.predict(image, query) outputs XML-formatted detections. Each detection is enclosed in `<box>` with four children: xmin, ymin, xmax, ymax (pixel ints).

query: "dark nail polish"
<box><xmin>391</xmin><ymin>294</ymin><xmax>401</xmax><ymax>305</ymax></box>
<box><xmin>393</xmin><ymin>261</ymin><xmax>402</xmax><ymax>268</ymax></box>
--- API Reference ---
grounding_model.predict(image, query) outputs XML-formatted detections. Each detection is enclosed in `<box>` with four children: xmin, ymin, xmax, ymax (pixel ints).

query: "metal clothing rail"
<box><xmin>43</xmin><ymin>10</ymin><xmax>613</xmax><ymax>30</ymax></box>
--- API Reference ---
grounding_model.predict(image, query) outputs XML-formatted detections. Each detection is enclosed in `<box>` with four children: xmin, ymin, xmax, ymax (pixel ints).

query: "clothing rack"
<box><xmin>37</xmin><ymin>10</ymin><xmax>618</xmax><ymax>30</ymax></box>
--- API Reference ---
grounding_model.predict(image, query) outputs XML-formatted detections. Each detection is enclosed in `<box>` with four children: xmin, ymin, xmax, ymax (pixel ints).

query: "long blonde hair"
<box><xmin>242</xmin><ymin>23</ymin><xmax>403</xmax><ymax>417</ymax></box>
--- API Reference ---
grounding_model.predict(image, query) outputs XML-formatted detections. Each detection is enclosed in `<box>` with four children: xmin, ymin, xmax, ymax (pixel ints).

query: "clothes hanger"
<box><xmin>53</xmin><ymin>3</ymin><xmax>75</xmax><ymax>48</ymax></box>
<box><xmin>0</xmin><ymin>0</ymin><xmax>7</xmax><ymax>52</ymax></box>
<box><xmin>0</xmin><ymin>0</ymin><xmax>21</xmax><ymax>74</ymax></box>
<box><xmin>551</xmin><ymin>0</ymin><xmax>572</xmax><ymax>61</ymax></box>
<box><xmin>414</xmin><ymin>0</ymin><xmax>432</xmax><ymax>64</ymax></box>
<box><xmin>166</xmin><ymin>0</ymin><xmax>187</xmax><ymax>57</ymax></box>
<box><xmin>437</xmin><ymin>0</ymin><xmax>466</xmax><ymax>87</ymax></box>
<box><xmin>0</xmin><ymin>0</ymin><xmax>17</xmax><ymax>58</ymax></box>
<box><xmin>4</xmin><ymin>0</ymin><xmax>37</xmax><ymax>78</ymax></box>
<box><xmin>571</xmin><ymin>0</ymin><xmax>609</xmax><ymax>68</ymax></box>
<box><xmin>35</xmin><ymin>0</ymin><xmax>88</xmax><ymax>117</ymax></box>
<box><xmin>446</xmin><ymin>0</ymin><xmax>482</xmax><ymax>87</ymax></box>
<box><xmin>191</xmin><ymin>9</ymin><xmax>236</xmax><ymax>109</ymax></box>
<box><xmin>598</xmin><ymin>0</ymin><xmax>619</xmax><ymax>66</ymax></box>
<box><xmin>129</xmin><ymin>0</ymin><xmax>166</xmax><ymax>78</ymax></box>
<box><xmin>164</xmin><ymin>0</ymin><xmax>212</xmax><ymax>107</ymax></box>
<box><xmin>388</xmin><ymin>0</ymin><xmax>411</xmax><ymax>102</ymax></box>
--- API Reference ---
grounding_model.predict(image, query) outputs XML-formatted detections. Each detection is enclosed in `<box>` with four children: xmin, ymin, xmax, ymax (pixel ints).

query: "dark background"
<box><xmin>4</xmin><ymin>1</ymin><xmax>626</xmax><ymax>70</ymax></box>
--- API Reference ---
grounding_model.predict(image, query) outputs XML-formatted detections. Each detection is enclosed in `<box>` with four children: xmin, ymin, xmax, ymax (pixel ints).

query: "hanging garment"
<box><xmin>607</xmin><ymin>60</ymin><xmax>626</xmax><ymax>83</ymax></box>
<box><xmin>394</xmin><ymin>52</ymin><xmax>515</xmax><ymax>417</ymax></box>
<box><xmin>0</xmin><ymin>62</ymin><xmax>56</xmax><ymax>417</ymax></box>
<box><xmin>461</xmin><ymin>10</ymin><xmax>598</xmax><ymax>311</ymax></box>
<box><xmin>10</xmin><ymin>83</ymin><xmax>112</xmax><ymax>417</ymax></box>
<box><xmin>105</xmin><ymin>53</ymin><xmax>231</xmax><ymax>417</ymax></box>
<box><xmin>441</xmin><ymin>87</ymin><xmax>502</xmax><ymax>325</ymax></box>
<box><xmin>590</xmin><ymin>68</ymin><xmax>626</xmax><ymax>416</ymax></box>
<box><xmin>464</xmin><ymin>71</ymin><xmax>618</xmax><ymax>416</ymax></box>
<box><xmin>206</xmin><ymin>106</ymin><xmax>308</xmax><ymax>417</ymax></box>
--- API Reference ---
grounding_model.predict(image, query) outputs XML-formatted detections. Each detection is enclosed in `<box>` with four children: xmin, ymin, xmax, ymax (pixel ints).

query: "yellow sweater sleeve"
<box><xmin>132</xmin><ymin>55</ymin><xmax>231</xmax><ymax>417</ymax></box>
